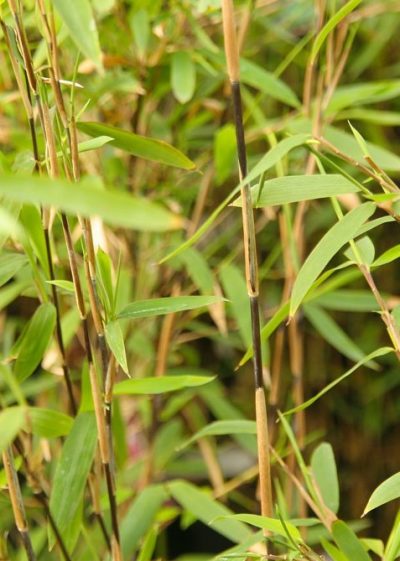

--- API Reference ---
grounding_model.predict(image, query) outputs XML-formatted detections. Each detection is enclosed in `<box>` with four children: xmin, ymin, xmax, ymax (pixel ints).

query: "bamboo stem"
<box><xmin>221</xmin><ymin>0</ymin><xmax>273</xmax><ymax>536</ymax></box>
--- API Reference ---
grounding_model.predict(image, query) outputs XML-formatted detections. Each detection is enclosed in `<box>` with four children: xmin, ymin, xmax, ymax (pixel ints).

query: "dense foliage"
<box><xmin>1</xmin><ymin>1</ymin><xmax>400</xmax><ymax>560</ymax></box>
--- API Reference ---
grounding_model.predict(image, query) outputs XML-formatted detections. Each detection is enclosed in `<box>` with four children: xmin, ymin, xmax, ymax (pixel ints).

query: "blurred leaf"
<box><xmin>179</xmin><ymin>248</ymin><xmax>214</xmax><ymax>295</ymax></box>
<box><xmin>130</xmin><ymin>9</ymin><xmax>150</xmax><ymax>59</ymax></box>
<box><xmin>304</xmin><ymin>304</ymin><xmax>377</xmax><ymax>368</ymax></box>
<box><xmin>0</xmin><ymin>174</ymin><xmax>182</xmax><ymax>232</ymax></box>
<box><xmin>121</xmin><ymin>485</ymin><xmax>168</xmax><ymax>559</ymax></box>
<box><xmin>14</xmin><ymin>302</ymin><xmax>56</xmax><ymax>382</ymax></box>
<box><xmin>29</xmin><ymin>408</ymin><xmax>73</xmax><ymax>438</ymax></box>
<box><xmin>329</xmin><ymin>80</ymin><xmax>400</xmax><ymax>114</ymax></box>
<box><xmin>53</xmin><ymin>0</ymin><xmax>102</xmax><ymax>69</ymax></box>
<box><xmin>214</xmin><ymin>124</ymin><xmax>237</xmax><ymax>185</ymax></box>
<box><xmin>222</xmin><ymin>514</ymin><xmax>301</xmax><ymax>542</ymax></box>
<box><xmin>78</xmin><ymin>122</ymin><xmax>195</xmax><ymax>170</ymax></box>
<box><xmin>114</xmin><ymin>375</ymin><xmax>214</xmax><ymax>395</ymax></box>
<box><xmin>0</xmin><ymin>252</ymin><xmax>27</xmax><ymax>287</ymax></box>
<box><xmin>0</xmin><ymin>407</ymin><xmax>25</xmax><ymax>455</ymax></box>
<box><xmin>49</xmin><ymin>412</ymin><xmax>98</xmax><ymax>551</ymax></box>
<box><xmin>178</xmin><ymin>420</ymin><xmax>256</xmax><ymax>450</ymax></box>
<box><xmin>233</xmin><ymin>174</ymin><xmax>359</xmax><ymax>208</ymax></box>
<box><xmin>168</xmin><ymin>480</ymin><xmax>252</xmax><ymax>543</ymax></box>
<box><xmin>220</xmin><ymin>264</ymin><xmax>251</xmax><ymax>348</ymax></box>
<box><xmin>240</xmin><ymin>58</ymin><xmax>300</xmax><ymax>108</ymax></box>
<box><xmin>171</xmin><ymin>52</ymin><xmax>196</xmax><ymax>104</ymax></box>
<box><xmin>290</xmin><ymin>203</ymin><xmax>375</xmax><ymax>317</ymax></box>
<box><xmin>332</xmin><ymin>520</ymin><xmax>372</xmax><ymax>561</ymax></box>
<box><xmin>118</xmin><ymin>296</ymin><xmax>223</xmax><ymax>320</ymax></box>
<box><xmin>311</xmin><ymin>443</ymin><xmax>340</xmax><ymax>513</ymax></box>
<box><xmin>311</xmin><ymin>0</ymin><xmax>361</xmax><ymax>63</ymax></box>
<box><xmin>105</xmin><ymin>320</ymin><xmax>128</xmax><ymax>374</ymax></box>
<box><xmin>363</xmin><ymin>472</ymin><xmax>400</xmax><ymax>515</ymax></box>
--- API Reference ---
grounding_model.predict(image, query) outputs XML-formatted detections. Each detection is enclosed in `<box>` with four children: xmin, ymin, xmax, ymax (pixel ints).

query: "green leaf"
<box><xmin>0</xmin><ymin>407</ymin><xmax>25</xmax><ymax>455</ymax></box>
<box><xmin>49</xmin><ymin>412</ymin><xmax>98</xmax><ymax>550</ymax></box>
<box><xmin>314</xmin><ymin>290</ymin><xmax>378</xmax><ymax>312</ymax></box>
<box><xmin>114</xmin><ymin>375</ymin><xmax>214</xmax><ymax>395</ymax></box>
<box><xmin>105</xmin><ymin>321</ymin><xmax>129</xmax><ymax>375</ymax></box>
<box><xmin>130</xmin><ymin>9</ymin><xmax>150</xmax><ymax>59</ymax></box>
<box><xmin>311</xmin><ymin>443</ymin><xmax>340</xmax><ymax>513</ymax></box>
<box><xmin>311</xmin><ymin>0</ymin><xmax>362</xmax><ymax>63</ymax></box>
<box><xmin>78</xmin><ymin>136</ymin><xmax>113</xmax><ymax>153</ymax></box>
<box><xmin>373</xmin><ymin>245</ymin><xmax>400</xmax><ymax>268</ymax></box>
<box><xmin>117</xmin><ymin>296</ymin><xmax>222</xmax><ymax>320</ymax></box>
<box><xmin>46</xmin><ymin>280</ymin><xmax>76</xmax><ymax>293</ymax></box>
<box><xmin>171</xmin><ymin>51</ymin><xmax>196</xmax><ymax>104</ymax></box>
<box><xmin>363</xmin><ymin>472</ymin><xmax>400</xmax><ymax>515</ymax></box>
<box><xmin>332</xmin><ymin>520</ymin><xmax>373</xmax><ymax>561</ymax></box>
<box><xmin>178</xmin><ymin>248</ymin><xmax>214</xmax><ymax>295</ymax></box>
<box><xmin>240</xmin><ymin>58</ymin><xmax>300</xmax><ymax>108</ymax></box>
<box><xmin>232</xmin><ymin>174</ymin><xmax>359</xmax><ymax>208</ymax></box>
<box><xmin>121</xmin><ymin>485</ymin><xmax>167</xmax><ymax>559</ymax></box>
<box><xmin>283</xmin><ymin>347</ymin><xmax>393</xmax><ymax>416</ymax></box>
<box><xmin>0</xmin><ymin>174</ymin><xmax>181</xmax><ymax>232</ymax></box>
<box><xmin>0</xmin><ymin>252</ymin><xmax>27</xmax><ymax>287</ymax></box>
<box><xmin>328</xmin><ymin>80</ymin><xmax>400</xmax><ymax>114</ymax></box>
<box><xmin>304</xmin><ymin>304</ymin><xmax>378</xmax><ymax>368</ymax></box>
<box><xmin>214</xmin><ymin>124</ymin><xmax>237</xmax><ymax>185</ymax></box>
<box><xmin>168</xmin><ymin>480</ymin><xmax>252</xmax><ymax>543</ymax></box>
<box><xmin>290</xmin><ymin>203</ymin><xmax>375</xmax><ymax>317</ymax></box>
<box><xmin>178</xmin><ymin>420</ymin><xmax>257</xmax><ymax>450</ymax></box>
<box><xmin>220</xmin><ymin>264</ymin><xmax>251</xmax><ymax>348</ymax></box>
<box><xmin>29</xmin><ymin>408</ymin><xmax>73</xmax><ymax>438</ymax></box>
<box><xmin>14</xmin><ymin>302</ymin><xmax>56</xmax><ymax>382</ymax></box>
<box><xmin>221</xmin><ymin>514</ymin><xmax>301</xmax><ymax>542</ymax></box>
<box><xmin>77</xmin><ymin>122</ymin><xmax>195</xmax><ymax>170</ymax></box>
<box><xmin>53</xmin><ymin>0</ymin><xmax>102</xmax><ymax>69</ymax></box>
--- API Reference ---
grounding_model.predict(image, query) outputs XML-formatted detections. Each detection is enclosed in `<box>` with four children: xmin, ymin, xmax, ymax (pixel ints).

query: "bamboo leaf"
<box><xmin>290</xmin><ymin>203</ymin><xmax>375</xmax><ymax>317</ymax></box>
<box><xmin>114</xmin><ymin>375</ymin><xmax>214</xmax><ymax>395</ymax></box>
<box><xmin>232</xmin><ymin>175</ymin><xmax>359</xmax><ymax>208</ymax></box>
<box><xmin>373</xmin><ymin>245</ymin><xmax>400</xmax><ymax>268</ymax></box>
<box><xmin>0</xmin><ymin>252</ymin><xmax>27</xmax><ymax>287</ymax></box>
<box><xmin>221</xmin><ymin>514</ymin><xmax>301</xmax><ymax>542</ymax></box>
<box><xmin>29</xmin><ymin>408</ymin><xmax>73</xmax><ymax>438</ymax></box>
<box><xmin>49</xmin><ymin>412</ymin><xmax>98</xmax><ymax>551</ymax></box>
<box><xmin>168</xmin><ymin>480</ymin><xmax>252</xmax><ymax>543</ymax></box>
<box><xmin>332</xmin><ymin>520</ymin><xmax>373</xmax><ymax>561</ymax></box>
<box><xmin>311</xmin><ymin>443</ymin><xmax>340</xmax><ymax>514</ymax></box>
<box><xmin>78</xmin><ymin>122</ymin><xmax>195</xmax><ymax>170</ymax></box>
<box><xmin>14</xmin><ymin>302</ymin><xmax>56</xmax><ymax>382</ymax></box>
<box><xmin>171</xmin><ymin>51</ymin><xmax>196</xmax><ymax>103</ymax></box>
<box><xmin>0</xmin><ymin>407</ymin><xmax>25</xmax><ymax>454</ymax></box>
<box><xmin>121</xmin><ymin>485</ymin><xmax>168</xmax><ymax>559</ymax></box>
<box><xmin>117</xmin><ymin>296</ymin><xmax>223</xmax><ymax>320</ymax></box>
<box><xmin>105</xmin><ymin>320</ymin><xmax>129</xmax><ymax>375</ymax></box>
<box><xmin>53</xmin><ymin>0</ymin><xmax>102</xmax><ymax>69</ymax></box>
<box><xmin>283</xmin><ymin>347</ymin><xmax>393</xmax><ymax>416</ymax></box>
<box><xmin>178</xmin><ymin>420</ymin><xmax>257</xmax><ymax>450</ymax></box>
<box><xmin>0</xmin><ymin>174</ymin><xmax>182</xmax><ymax>232</ymax></box>
<box><xmin>311</xmin><ymin>0</ymin><xmax>362</xmax><ymax>63</ymax></box>
<box><xmin>363</xmin><ymin>473</ymin><xmax>400</xmax><ymax>515</ymax></box>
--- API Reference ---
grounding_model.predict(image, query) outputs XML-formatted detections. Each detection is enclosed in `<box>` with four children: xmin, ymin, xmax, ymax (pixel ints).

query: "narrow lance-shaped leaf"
<box><xmin>171</xmin><ymin>51</ymin><xmax>196</xmax><ymax>104</ymax></box>
<box><xmin>105</xmin><ymin>320</ymin><xmax>129</xmax><ymax>375</ymax></box>
<box><xmin>332</xmin><ymin>520</ymin><xmax>373</xmax><ymax>561</ymax></box>
<box><xmin>117</xmin><ymin>295</ymin><xmax>223</xmax><ymax>320</ymax></box>
<box><xmin>14</xmin><ymin>302</ymin><xmax>56</xmax><ymax>382</ymax></box>
<box><xmin>0</xmin><ymin>174</ymin><xmax>182</xmax><ymax>232</ymax></box>
<box><xmin>232</xmin><ymin>174</ymin><xmax>360</xmax><ymax>208</ymax></box>
<box><xmin>290</xmin><ymin>203</ymin><xmax>375</xmax><ymax>317</ymax></box>
<box><xmin>49</xmin><ymin>412</ymin><xmax>98</xmax><ymax>550</ymax></box>
<box><xmin>168</xmin><ymin>480</ymin><xmax>252</xmax><ymax>543</ymax></box>
<box><xmin>178</xmin><ymin>420</ymin><xmax>257</xmax><ymax>450</ymax></box>
<box><xmin>114</xmin><ymin>375</ymin><xmax>214</xmax><ymax>396</ymax></box>
<box><xmin>283</xmin><ymin>347</ymin><xmax>393</xmax><ymax>416</ymax></box>
<box><xmin>53</xmin><ymin>0</ymin><xmax>102</xmax><ymax>69</ymax></box>
<box><xmin>363</xmin><ymin>472</ymin><xmax>400</xmax><ymax>515</ymax></box>
<box><xmin>311</xmin><ymin>443</ymin><xmax>340</xmax><ymax>514</ymax></box>
<box><xmin>78</xmin><ymin>122</ymin><xmax>195</xmax><ymax>170</ymax></box>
